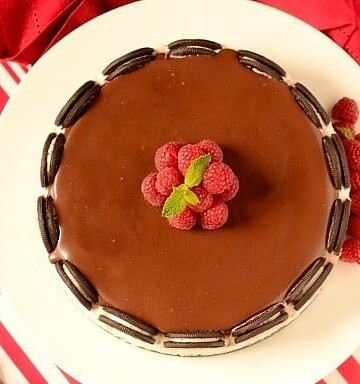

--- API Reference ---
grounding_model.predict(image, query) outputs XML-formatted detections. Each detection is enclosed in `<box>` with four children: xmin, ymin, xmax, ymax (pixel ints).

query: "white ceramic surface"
<box><xmin>0</xmin><ymin>0</ymin><xmax>360</xmax><ymax>383</ymax></box>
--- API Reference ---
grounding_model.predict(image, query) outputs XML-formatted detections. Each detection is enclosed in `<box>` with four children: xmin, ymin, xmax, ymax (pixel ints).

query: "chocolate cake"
<box><xmin>38</xmin><ymin>39</ymin><xmax>350</xmax><ymax>355</ymax></box>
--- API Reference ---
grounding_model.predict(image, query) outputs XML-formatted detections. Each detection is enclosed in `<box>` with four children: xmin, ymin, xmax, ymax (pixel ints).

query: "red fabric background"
<box><xmin>0</xmin><ymin>0</ymin><xmax>359</xmax><ymax>65</ymax></box>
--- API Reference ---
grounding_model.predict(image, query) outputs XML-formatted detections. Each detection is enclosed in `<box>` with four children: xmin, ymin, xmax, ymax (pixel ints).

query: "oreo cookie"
<box><xmin>294</xmin><ymin>83</ymin><xmax>330</xmax><ymax>125</ymax></box>
<box><xmin>285</xmin><ymin>258</ymin><xmax>325</xmax><ymax>304</ymax></box>
<box><xmin>326</xmin><ymin>199</ymin><xmax>351</xmax><ymax>254</ymax></box>
<box><xmin>291</xmin><ymin>87</ymin><xmax>322</xmax><ymax>129</ymax></box>
<box><xmin>332</xmin><ymin>134</ymin><xmax>350</xmax><ymax>188</ymax></box>
<box><xmin>232</xmin><ymin>303</ymin><xmax>285</xmax><ymax>337</ymax></box>
<box><xmin>238</xmin><ymin>56</ymin><xmax>283</xmax><ymax>81</ymax></box>
<box><xmin>44</xmin><ymin>197</ymin><xmax>59</xmax><ymax>249</ymax></box>
<box><xmin>55</xmin><ymin>81</ymin><xmax>96</xmax><ymax>127</ymax></box>
<box><xmin>326</xmin><ymin>199</ymin><xmax>343</xmax><ymax>253</ymax></box>
<box><xmin>103</xmin><ymin>306</ymin><xmax>158</xmax><ymax>336</ymax></box>
<box><xmin>62</xmin><ymin>83</ymin><xmax>101</xmax><ymax>128</ymax></box>
<box><xmin>322</xmin><ymin>136</ymin><xmax>342</xmax><ymax>189</ymax></box>
<box><xmin>238</xmin><ymin>50</ymin><xmax>286</xmax><ymax>77</ymax></box>
<box><xmin>294</xmin><ymin>263</ymin><xmax>333</xmax><ymax>311</ymax></box>
<box><xmin>165</xmin><ymin>331</ymin><xmax>224</xmax><ymax>339</ymax></box>
<box><xmin>40</xmin><ymin>133</ymin><xmax>56</xmax><ymax>187</ymax></box>
<box><xmin>105</xmin><ymin>55</ymin><xmax>155</xmax><ymax>81</ymax></box>
<box><xmin>37</xmin><ymin>196</ymin><xmax>59</xmax><ymax>253</ymax></box>
<box><xmin>47</xmin><ymin>134</ymin><xmax>65</xmax><ymax>186</ymax></box>
<box><xmin>102</xmin><ymin>47</ymin><xmax>155</xmax><ymax>76</ymax></box>
<box><xmin>168</xmin><ymin>39</ymin><xmax>221</xmax><ymax>51</ymax></box>
<box><xmin>63</xmin><ymin>261</ymin><xmax>98</xmax><ymax>303</ymax></box>
<box><xmin>99</xmin><ymin>315</ymin><xmax>155</xmax><ymax>344</ymax></box>
<box><xmin>169</xmin><ymin>46</ymin><xmax>216</xmax><ymax>58</ymax></box>
<box><xmin>55</xmin><ymin>262</ymin><xmax>92</xmax><ymax>310</ymax></box>
<box><xmin>164</xmin><ymin>340</ymin><xmax>225</xmax><ymax>348</ymax></box>
<box><xmin>334</xmin><ymin>199</ymin><xmax>351</xmax><ymax>254</ymax></box>
<box><xmin>234</xmin><ymin>312</ymin><xmax>288</xmax><ymax>344</ymax></box>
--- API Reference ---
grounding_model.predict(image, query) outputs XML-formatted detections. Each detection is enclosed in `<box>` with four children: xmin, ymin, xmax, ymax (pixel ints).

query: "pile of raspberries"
<box><xmin>332</xmin><ymin>97</ymin><xmax>360</xmax><ymax>264</ymax></box>
<box><xmin>141</xmin><ymin>140</ymin><xmax>239</xmax><ymax>230</ymax></box>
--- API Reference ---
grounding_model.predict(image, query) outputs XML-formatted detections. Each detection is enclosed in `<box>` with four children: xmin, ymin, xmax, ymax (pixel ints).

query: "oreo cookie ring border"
<box><xmin>37</xmin><ymin>39</ymin><xmax>350</xmax><ymax>356</ymax></box>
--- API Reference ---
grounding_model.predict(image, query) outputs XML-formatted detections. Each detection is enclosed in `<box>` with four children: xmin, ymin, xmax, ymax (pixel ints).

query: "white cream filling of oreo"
<box><xmin>321</xmin><ymin>122</ymin><xmax>336</xmax><ymax>137</ymax></box>
<box><xmin>155</xmin><ymin>45</ymin><xmax>170</xmax><ymax>54</ymax></box>
<box><xmin>63</xmin><ymin>263</ymin><xmax>94</xmax><ymax>302</ymax></box>
<box><xmin>338</xmin><ymin>188</ymin><xmax>350</xmax><ymax>201</ymax></box>
<box><xmin>325</xmin><ymin>252</ymin><xmax>340</xmax><ymax>265</ymax></box>
<box><xmin>282</xmin><ymin>75</ymin><xmax>296</xmax><ymax>87</ymax></box>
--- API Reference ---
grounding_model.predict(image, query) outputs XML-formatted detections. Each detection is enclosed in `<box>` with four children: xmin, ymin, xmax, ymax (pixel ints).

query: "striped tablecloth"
<box><xmin>0</xmin><ymin>62</ymin><xmax>359</xmax><ymax>384</ymax></box>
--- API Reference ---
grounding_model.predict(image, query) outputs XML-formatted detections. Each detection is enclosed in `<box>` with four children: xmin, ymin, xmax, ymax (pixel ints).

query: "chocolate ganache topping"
<box><xmin>51</xmin><ymin>49</ymin><xmax>334</xmax><ymax>332</ymax></box>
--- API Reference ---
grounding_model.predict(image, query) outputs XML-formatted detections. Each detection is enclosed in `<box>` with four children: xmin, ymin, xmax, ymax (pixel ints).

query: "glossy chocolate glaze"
<box><xmin>51</xmin><ymin>50</ymin><xmax>334</xmax><ymax>332</ymax></box>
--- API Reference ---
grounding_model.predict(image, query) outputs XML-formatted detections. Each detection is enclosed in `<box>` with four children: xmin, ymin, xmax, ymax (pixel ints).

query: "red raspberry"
<box><xmin>350</xmin><ymin>169</ymin><xmax>360</xmax><ymax>191</ymax></box>
<box><xmin>177</xmin><ymin>144</ymin><xmax>204</xmax><ymax>175</ymax></box>
<box><xmin>217</xmin><ymin>172</ymin><xmax>240</xmax><ymax>201</ymax></box>
<box><xmin>203</xmin><ymin>162</ymin><xmax>234</xmax><ymax>194</ymax></box>
<box><xmin>348</xmin><ymin>214</ymin><xmax>360</xmax><ymax>239</ymax></box>
<box><xmin>189</xmin><ymin>185</ymin><xmax>213</xmax><ymax>212</ymax></box>
<box><xmin>331</xmin><ymin>97</ymin><xmax>359</xmax><ymax>125</ymax></box>
<box><xmin>343</xmin><ymin>139</ymin><xmax>360</xmax><ymax>170</ymax></box>
<box><xmin>351</xmin><ymin>192</ymin><xmax>360</xmax><ymax>215</ymax></box>
<box><xmin>141</xmin><ymin>173</ymin><xmax>166</xmax><ymax>206</ymax></box>
<box><xmin>355</xmin><ymin>133</ymin><xmax>360</xmax><ymax>142</ymax></box>
<box><xmin>154</xmin><ymin>142</ymin><xmax>182</xmax><ymax>171</ymax></box>
<box><xmin>198</xmin><ymin>139</ymin><xmax>223</xmax><ymax>162</ymax></box>
<box><xmin>155</xmin><ymin>167</ymin><xmax>183</xmax><ymax>196</ymax></box>
<box><xmin>168</xmin><ymin>207</ymin><xmax>197</xmax><ymax>230</ymax></box>
<box><xmin>340</xmin><ymin>239</ymin><xmax>360</xmax><ymax>264</ymax></box>
<box><xmin>333</xmin><ymin>122</ymin><xmax>355</xmax><ymax>141</ymax></box>
<box><xmin>199</xmin><ymin>201</ymin><xmax>228</xmax><ymax>230</ymax></box>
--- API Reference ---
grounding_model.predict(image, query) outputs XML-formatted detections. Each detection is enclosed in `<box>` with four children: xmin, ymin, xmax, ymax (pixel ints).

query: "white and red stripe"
<box><xmin>0</xmin><ymin>62</ymin><xmax>28</xmax><ymax>112</ymax></box>
<box><xmin>0</xmin><ymin>60</ymin><xmax>359</xmax><ymax>384</ymax></box>
<box><xmin>0</xmin><ymin>292</ymin><xmax>79</xmax><ymax>384</ymax></box>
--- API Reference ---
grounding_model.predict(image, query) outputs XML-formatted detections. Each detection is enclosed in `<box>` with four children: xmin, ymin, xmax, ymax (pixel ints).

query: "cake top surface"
<box><xmin>51</xmin><ymin>49</ymin><xmax>334</xmax><ymax>332</ymax></box>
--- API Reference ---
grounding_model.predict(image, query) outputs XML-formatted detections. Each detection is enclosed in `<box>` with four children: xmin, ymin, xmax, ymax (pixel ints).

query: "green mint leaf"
<box><xmin>162</xmin><ymin>184</ymin><xmax>188</xmax><ymax>218</ymax></box>
<box><xmin>184</xmin><ymin>188</ymin><xmax>200</xmax><ymax>205</ymax></box>
<box><xmin>184</xmin><ymin>154</ymin><xmax>211</xmax><ymax>188</ymax></box>
<box><xmin>338</xmin><ymin>127</ymin><xmax>355</xmax><ymax>140</ymax></box>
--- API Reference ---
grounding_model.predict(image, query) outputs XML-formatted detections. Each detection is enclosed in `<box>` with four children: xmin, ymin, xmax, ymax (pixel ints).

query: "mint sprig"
<box><xmin>161</xmin><ymin>154</ymin><xmax>211</xmax><ymax>218</ymax></box>
<box><xmin>185</xmin><ymin>154</ymin><xmax>211</xmax><ymax>187</ymax></box>
<box><xmin>337</xmin><ymin>126</ymin><xmax>355</xmax><ymax>140</ymax></box>
<box><xmin>162</xmin><ymin>185</ymin><xmax>189</xmax><ymax>218</ymax></box>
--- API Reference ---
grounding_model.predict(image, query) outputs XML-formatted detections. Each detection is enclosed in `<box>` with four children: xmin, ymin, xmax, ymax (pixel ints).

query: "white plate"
<box><xmin>0</xmin><ymin>0</ymin><xmax>360</xmax><ymax>383</ymax></box>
